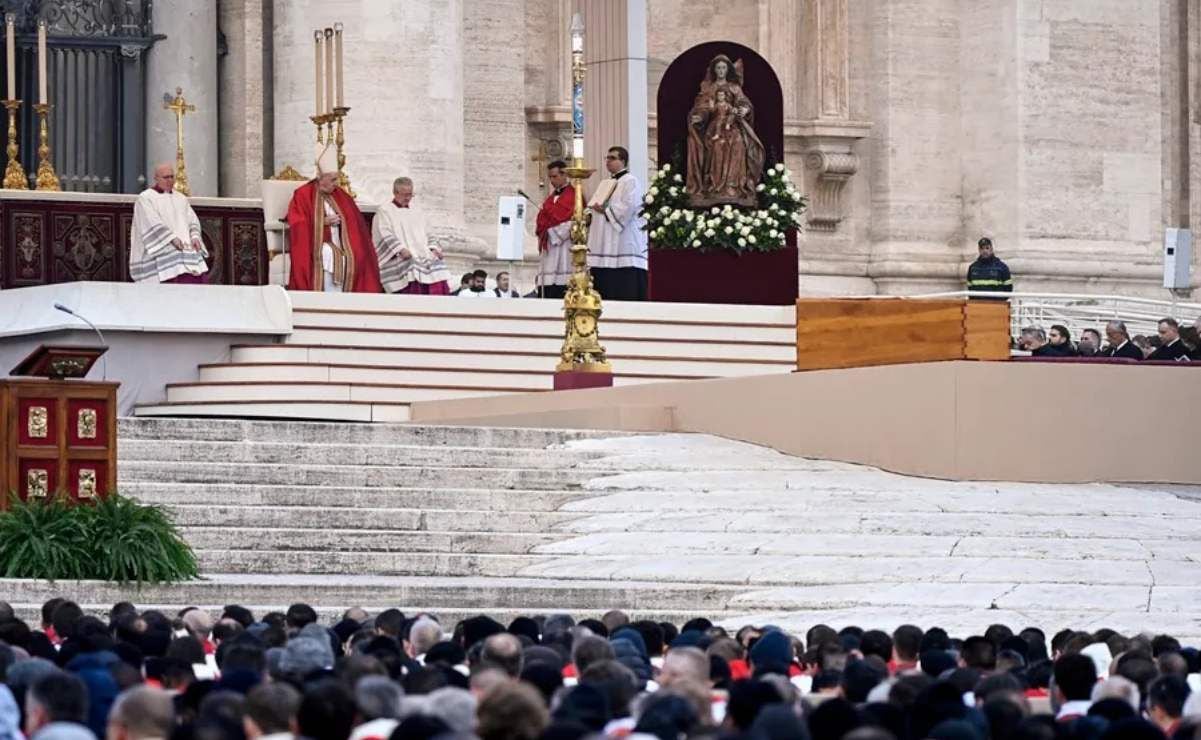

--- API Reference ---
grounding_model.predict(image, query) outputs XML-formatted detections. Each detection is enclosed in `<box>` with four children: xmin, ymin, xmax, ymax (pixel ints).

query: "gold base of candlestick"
<box><xmin>2</xmin><ymin>100</ymin><xmax>28</xmax><ymax>190</ymax></box>
<box><xmin>556</xmin><ymin>160</ymin><xmax>611</xmax><ymax>374</ymax></box>
<box><xmin>33</xmin><ymin>104</ymin><xmax>60</xmax><ymax>192</ymax></box>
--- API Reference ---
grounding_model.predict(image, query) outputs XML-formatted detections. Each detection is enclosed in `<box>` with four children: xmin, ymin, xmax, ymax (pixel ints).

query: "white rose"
<box><xmin>668</xmin><ymin>187</ymin><xmax>678</xmax><ymax>196</ymax></box>
<box><xmin>740</xmin><ymin>227</ymin><xmax>751</xmax><ymax>237</ymax></box>
<box><xmin>753</xmin><ymin>219</ymin><xmax>762</xmax><ymax>227</ymax></box>
<box><xmin>770</xmin><ymin>203</ymin><xmax>779</xmax><ymax>211</ymax></box>
<box><xmin>674</xmin><ymin>174</ymin><xmax>683</xmax><ymax>183</ymax></box>
<box><xmin>684</xmin><ymin>211</ymin><xmax>694</xmax><ymax>220</ymax></box>
<box><xmin>756</xmin><ymin>183</ymin><xmax>766</xmax><ymax>192</ymax></box>
<box><xmin>724</xmin><ymin>226</ymin><xmax>733</xmax><ymax>235</ymax></box>
<box><xmin>711</xmin><ymin>207</ymin><xmax>720</xmax><ymax>215</ymax></box>
<box><xmin>748</xmin><ymin>235</ymin><xmax>756</xmax><ymax>244</ymax></box>
<box><xmin>704</xmin><ymin>229</ymin><xmax>715</xmax><ymax>237</ymax></box>
<box><xmin>769</xmin><ymin>189</ymin><xmax>778</xmax><ymax>196</ymax></box>
<box><xmin>792</xmin><ymin>191</ymin><xmax>802</xmax><ymax>201</ymax></box>
<box><xmin>783</xmin><ymin>168</ymin><xmax>792</xmax><ymax>178</ymax></box>
<box><xmin>663</xmin><ymin>164</ymin><xmax>672</xmax><ymax>172</ymax></box>
<box><xmin>770</xmin><ymin>230</ymin><xmax>779</xmax><ymax>239</ymax></box>
<box><xmin>644</xmin><ymin>195</ymin><xmax>654</xmax><ymax>204</ymax></box>
<box><xmin>738</xmin><ymin>237</ymin><xmax>747</xmax><ymax>247</ymax></box>
<box><xmin>660</xmin><ymin>206</ymin><xmax>670</xmax><ymax>214</ymax></box>
<box><xmin>692</xmin><ymin>239</ymin><xmax>701</xmax><ymax>247</ymax></box>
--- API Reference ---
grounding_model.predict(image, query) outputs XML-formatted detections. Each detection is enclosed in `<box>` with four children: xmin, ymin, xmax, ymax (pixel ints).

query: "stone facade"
<box><xmin>202</xmin><ymin>0</ymin><xmax>1201</xmax><ymax>298</ymax></box>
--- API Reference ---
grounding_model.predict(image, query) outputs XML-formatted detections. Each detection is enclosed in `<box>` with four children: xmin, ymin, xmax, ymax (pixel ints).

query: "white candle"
<box><xmin>323</xmin><ymin>28</ymin><xmax>333</xmax><ymax>114</ymax></box>
<box><xmin>334</xmin><ymin>23</ymin><xmax>344</xmax><ymax>109</ymax></box>
<box><xmin>573</xmin><ymin>137</ymin><xmax>584</xmax><ymax>160</ymax></box>
<box><xmin>5</xmin><ymin>15</ymin><xmax>14</xmax><ymax>101</ymax></box>
<box><xmin>313</xmin><ymin>30</ymin><xmax>323</xmax><ymax>116</ymax></box>
<box><xmin>37</xmin><ymin>20</ymin><xmax>46</xmax><ymax>105</ymax></box>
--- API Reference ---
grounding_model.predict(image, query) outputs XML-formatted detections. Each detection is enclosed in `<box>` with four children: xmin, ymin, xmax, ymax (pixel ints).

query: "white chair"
<box><xmin>261</xmin><ymin>174</ymin><xmax>308</xmax><ymax>286</ymax></box>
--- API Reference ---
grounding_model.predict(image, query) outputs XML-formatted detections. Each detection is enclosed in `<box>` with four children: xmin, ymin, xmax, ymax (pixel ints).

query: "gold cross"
<box><xmin>163</xmin><ymin>87</ymin><xmax>195</xmax><ymax>195</ymax></box>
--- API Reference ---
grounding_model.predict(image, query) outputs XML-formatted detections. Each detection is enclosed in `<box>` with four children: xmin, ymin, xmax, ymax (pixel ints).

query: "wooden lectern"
<box><xmin>0</xmin><ymin>346</ymin><xmax>118</xmax><ymax>508</ymax></box>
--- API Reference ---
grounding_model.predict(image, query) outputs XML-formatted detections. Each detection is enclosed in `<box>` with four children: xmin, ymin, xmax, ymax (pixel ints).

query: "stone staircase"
<box><xmin>133</xmin><ymin>292</ymin><xmax>796</xmax><ymax>422</ymax></box>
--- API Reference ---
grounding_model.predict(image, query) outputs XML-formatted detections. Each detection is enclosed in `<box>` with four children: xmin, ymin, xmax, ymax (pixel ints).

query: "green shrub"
<box><xmin>0</xmin><ymin>493</ymin><xmax>198</xmax><ymax>584</ymax></box>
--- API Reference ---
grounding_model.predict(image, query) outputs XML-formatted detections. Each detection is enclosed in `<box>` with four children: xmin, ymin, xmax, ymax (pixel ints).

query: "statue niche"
<box><xmin>685</xmin><ymin>55</ymin><xmax>767</xmax><ymax>208</ymax></box>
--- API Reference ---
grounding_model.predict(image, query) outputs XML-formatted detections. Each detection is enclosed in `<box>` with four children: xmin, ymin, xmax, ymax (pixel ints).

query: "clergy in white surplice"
<box><xmin>371</xmin><ymin>177</ymin><xmax>452</xmax><ymax>295</ymax></box>
<box><xmin>586</xmin><ymin>146</ymin><xmax>648</xmax><ymax>301</ymax></box>
<box><xmin>129</xmin><ymin>164</ymin><xmax>209</xmax><ymax>284</ymax></box>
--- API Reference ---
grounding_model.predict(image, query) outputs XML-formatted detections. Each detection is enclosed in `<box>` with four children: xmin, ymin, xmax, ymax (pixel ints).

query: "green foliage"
<box><xmin>639</xmin><ymin>163</ymin><xmax>807</xmax><ymax>254</ymax></box>
<box><xmin>0</xmin><ymin>493</ymin><xmax>198</xmax><ymax>584</ymax></box>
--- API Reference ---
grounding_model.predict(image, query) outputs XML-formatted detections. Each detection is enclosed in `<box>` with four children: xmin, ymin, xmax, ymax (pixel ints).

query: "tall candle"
<box><xmin>334</xmin><ymin>23</ymin><xmax>344</xmax><ymax>109</ymax></box>
<box><xmin>5</xmin><ymin>15</ymin><xmax>15</xmax><ymax>101</ymax></box>
<box><xmin>323</xmin><ymin>28</ymin><xmax>333</xmax><ymax>114</ymax></box>
<box><xmin>313</xmin><ymin>30</ymin><xmax>323</xmax><ymax>116</ymax></box>
<box><xmin>36</xmin><ymin>20</ymin><xmax>46</xmax><ymax>104</ymax></box>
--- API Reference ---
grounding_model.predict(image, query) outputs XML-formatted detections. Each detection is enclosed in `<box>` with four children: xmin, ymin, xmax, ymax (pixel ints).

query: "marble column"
<box><xmin>271</xmin><ymin>0</ymin><xmax>475</xmax><ymax>256</ymax></box>
<box><xmin>578</xmin><ymin>0</ymin><xmax>649</xmax><ymax>192</ymax></box>
<box><xmin>146</xmin><ymin>0</ymin><xmax>220</xmax><ymax>195</ymax></box>
<box><xmin>218</xmin><ymin>0</ymin><xmax>268</xmax><ymax>197</ymax></box>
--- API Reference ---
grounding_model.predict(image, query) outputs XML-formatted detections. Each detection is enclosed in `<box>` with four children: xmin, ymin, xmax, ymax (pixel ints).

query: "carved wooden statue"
<box><xmin>686</xmin><ymin>55</ymin><xmax>767</xmax><ymax>208</ymax></box>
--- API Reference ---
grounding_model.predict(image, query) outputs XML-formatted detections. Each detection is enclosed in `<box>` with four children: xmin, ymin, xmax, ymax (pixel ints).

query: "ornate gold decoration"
<box><xmin>2</xmin><ymin>99</ymin><xmax>27</xmax><ymax>190</ymax></box>
<box><xmin>164</xmin><ymin>87</ymin><xmax>195</xmax><ymax>196</ymax></box>
<box><xmin>333</xmin><ymin>106</ymin><xmax>354</xmax><ymax>198</ymax></box>
<box><xmin>48</xmin><ymin>357</ymin><xmax>87</xmax><ymax>379</ymax></box>
<box><xmin>27</xmin><ymin>406</ymin><xmax>48</xmax><ymax>438</ymax></box>
<box><xmin>78</xmin><ymin>468</ymin><xmax>97</xmax><ymax>499</ymax></box>
<box><xmin>556</xmin><ymin>15</ymin><xmax>611</xmax><ymax>376</ymax></box>
<box><xmin>77</xmin><ymin>408</ymin><xmax>98</xmax><ymax>439</ymax></box>
<box><xmin>33</xmin><ymin>103</ymin><xmax>60</xmax><ymax>191</ymax></box>
<box><xmin>27</xmin><ymin>469</ymin><xmax>48</xmax><ymax>498</ymax></box>
<box><xmin>274</xmin><ymin>164</ymin><xmax>306</xmax><ymax>181</ymax></box>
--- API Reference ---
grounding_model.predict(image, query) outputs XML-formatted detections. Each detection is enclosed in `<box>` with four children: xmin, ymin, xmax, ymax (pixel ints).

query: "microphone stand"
<box><xmin>53</xmin><ymin>303</ymin><xmax>108</xmax><ymax>381</ymax></box>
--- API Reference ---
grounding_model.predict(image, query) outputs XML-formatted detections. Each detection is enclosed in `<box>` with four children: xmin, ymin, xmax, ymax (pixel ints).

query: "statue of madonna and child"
<box><xmin>685</xmin><ymin>54</ymin><xmax>767</xmax><ymax>208</ymax></box>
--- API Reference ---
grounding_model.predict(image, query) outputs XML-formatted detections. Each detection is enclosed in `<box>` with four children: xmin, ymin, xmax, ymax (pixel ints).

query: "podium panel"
<box><xmin>1</xmin><ymin>379</ymin><xmax>118</xmax><ymax>505</ymax></box>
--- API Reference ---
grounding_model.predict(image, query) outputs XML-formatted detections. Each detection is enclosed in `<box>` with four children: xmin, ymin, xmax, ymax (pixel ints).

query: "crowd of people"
<box><xmin>1</xmin><ymin>598</ymin><xmax>1198</xmax><ymax>740</ymax></box>
<box><xmin>1014</xmin><ymin>317</ymin><xmax>1200</xmax><ymax>361</ymax></box>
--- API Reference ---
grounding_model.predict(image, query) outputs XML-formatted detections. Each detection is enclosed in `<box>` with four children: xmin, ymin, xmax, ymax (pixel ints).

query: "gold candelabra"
<box><xmin>2</xmin><ymin>100</ymin><xmax>27</xmax><ymax>190</ymax></box>
<box><xmin>555</xmin><ymin>13</ymin><xmax>611</xmax><ymax>377</ymax></box>
<box><xmin>310</xmin><ymin>108</ymin><xmax>353</xmax><ymax>197</ymax></box>
<box><xmin>33</xmin><ymin>103</ymin><xmax>59</xmax><ymax>191</ymax></box>
<box><xmin>164</xmin><ymin>87</ymin><xmax>195</xmax><ymax>196</ymax></box>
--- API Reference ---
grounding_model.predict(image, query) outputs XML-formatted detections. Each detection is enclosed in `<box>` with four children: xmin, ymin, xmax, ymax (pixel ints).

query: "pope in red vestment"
<box><xmin>286</xmin><ymin>146</ymin><xmax>382</xmax><ymax>293</ymax></box>
<box><xmin>535</xmin><ymin>163</ymin><xmax>577</xmax><ymax>299</ymax></box>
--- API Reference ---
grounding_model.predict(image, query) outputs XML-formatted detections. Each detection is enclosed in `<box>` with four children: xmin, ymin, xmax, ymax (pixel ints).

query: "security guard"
<box><xmin>966</xmin><ymin>237</ymin><xmax>1013</xmax><ymax>294</ymax></box>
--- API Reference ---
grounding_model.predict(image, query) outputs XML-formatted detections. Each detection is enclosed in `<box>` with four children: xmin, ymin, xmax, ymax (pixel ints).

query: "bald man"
<box><xmin>129</xmin><ymin>164</ymin><xmax>209</xmax><ymax>284</ymax></box>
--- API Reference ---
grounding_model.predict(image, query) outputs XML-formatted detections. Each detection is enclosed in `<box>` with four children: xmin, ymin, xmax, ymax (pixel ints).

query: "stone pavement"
<box><xmin>7</xmin><ymin>419</ymin><xmax>1199</xmax><ymax>641</ymax></box>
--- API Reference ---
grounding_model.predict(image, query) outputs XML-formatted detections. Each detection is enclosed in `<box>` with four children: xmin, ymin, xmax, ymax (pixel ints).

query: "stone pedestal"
<box><xmin>146</xmin><ymin>0</ymin><xmax>219</xmax><ymax>196</ymax></box>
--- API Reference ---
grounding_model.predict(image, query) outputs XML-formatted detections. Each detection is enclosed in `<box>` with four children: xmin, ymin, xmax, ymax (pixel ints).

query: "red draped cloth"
<box><xmin>535</xmin><ymin>184</ymin><xmax>576</xmax><ymax>252</ymax></box>
<box><xmin>286</xmin><ymin>180</ymin><xmax>383</xmax><ymax>293</ymax></box>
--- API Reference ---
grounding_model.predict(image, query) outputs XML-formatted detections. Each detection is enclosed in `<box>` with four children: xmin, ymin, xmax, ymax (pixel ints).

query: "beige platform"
<box><xmin>410</xmin><ymin>360</ymin><xmax>1201</xmax><ymax>485</ymax></box>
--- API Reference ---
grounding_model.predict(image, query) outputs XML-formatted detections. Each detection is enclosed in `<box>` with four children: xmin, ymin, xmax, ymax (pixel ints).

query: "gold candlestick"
<box><xmin>2</xmin><ymin>99</ymin><xmax>27</xmax><ymax>190</ymax></box>
<box><xmin>33</xmin><ymin>103</ymin><xmax>59</xmax><ymax>191</ymax></box>
<box><xmin>310</xmin><ymin>113</ymin><xmax>329</xmax><ymax>146</ymax></box>
<box><xmin>333</xmin><ymin>106</ymin><xmax>353</xmax><ymax>198</ymax></box>
<box><xmin>163</xmin><ymin>87</ymin><xmax>195</xmax><ymax>196</ymax></box>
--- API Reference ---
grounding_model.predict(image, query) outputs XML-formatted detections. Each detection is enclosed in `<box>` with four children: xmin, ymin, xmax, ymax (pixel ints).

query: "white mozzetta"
<box><xmin>0</xmin><ymin>282</ymin><xmax>292</xmax><ymax>338</ymax></box>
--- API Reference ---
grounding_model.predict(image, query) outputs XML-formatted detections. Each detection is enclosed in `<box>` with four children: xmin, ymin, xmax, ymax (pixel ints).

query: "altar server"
<box><xmin>285</xmin><ymin>143</ymin><xmax>383</xmax><ymax>293</ymax></box>
<box><xmin>371</xmin><ymin>177</ymin><xmax>451</xmax><ymax>295</ymax></box>
<box><xmin>586</xmin><ymin>146</ymin><xmax>648</xmax><ymax>301</ymax></box>
<box><xmin>535</xmin><ymin>160</ymin><xmax>576</xmax><ymax>299</ymax></box>
<box><xmin>129</xmin><ymin>164</ymin><xmax>209</xmax><ymax>284</ymax></box>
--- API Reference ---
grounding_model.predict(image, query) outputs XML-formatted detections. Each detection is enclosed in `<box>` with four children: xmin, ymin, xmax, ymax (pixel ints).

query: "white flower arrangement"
<box><xmin>639</xmin><ymin>161</ymin><xmax>807</xmax><ymax>253</ymax></box>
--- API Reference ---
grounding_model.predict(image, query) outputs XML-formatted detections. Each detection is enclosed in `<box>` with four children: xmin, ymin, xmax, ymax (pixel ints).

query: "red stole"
<box><xmin>285</xmin><ymin>180</ymin><xmax>383</xmax><ymax>293</ymax></box>
<box><xmin>536</xmin><ymin>185</ymin><xmax>576</xmax><ymax>252</ymax></box>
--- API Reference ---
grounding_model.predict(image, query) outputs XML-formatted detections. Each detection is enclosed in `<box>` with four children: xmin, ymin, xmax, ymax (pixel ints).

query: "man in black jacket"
<box><xmin>1146</xmin><ymin>318</ymin><xmax>1191</xmax><ymax>361</ymax></box>
<box><xmin>1100</xmin><ymin>320</ymin><xmax>1144</xmax><ymax>360</ymax></box>
<box><xmin>966</xmin><ymin>237</ymin><xmax>1013</xmax><ymax>294</ymax></box>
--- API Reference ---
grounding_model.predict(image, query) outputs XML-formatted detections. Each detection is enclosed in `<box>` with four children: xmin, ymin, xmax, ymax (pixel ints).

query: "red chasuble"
<box><xmin>535</xmin><ymin>184</ymin><xmax>577</xmax><ymax>252</ymax></box>
<box><xmin>286</xmin><ymin>180</ymin><xmax>383</xmax><ymax>293</ymax></box>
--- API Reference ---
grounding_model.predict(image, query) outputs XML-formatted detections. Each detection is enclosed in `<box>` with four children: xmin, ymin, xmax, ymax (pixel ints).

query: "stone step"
<box><xmin>119</xmin><ymin>461</ymin><xmax>598</xmax><ymax>490</ymax></box>
<box><xmin>119</xmin><ymin>439</ymin><xmax>604</xmax><ymax>469</ymax></box>
<box><xmin>163</xmin><ymin>381</ymin><xmax>531</xmax><ymax>405</ymax></box>
<box><xmin>182</xmin><ymin>527</ymin><xmax>562</xmax><ymax>554</ymax></box>
<box><xmin>168</xmin><ymin>505</ymin><xmax>583</xmax><ymax>533</ymax></box>
<box><xmin>134</xmin><ymin>401</ymin><xmax>413</xmax><ymax>423</ymax></box>
<box><xmin>122</xmin><ymin>483</ymin><xmax>590</xmax><ymax>512</ymax></box>
<box><xmin>193</xmin><ymin>550</ymin><xmax>544</xmax><ymax>577</ymax></box>
<box><xmin>0</xmin><ymin>574</ymin><xmax>741</xmax><ymax>615</ymax></box>
<box><xmin>117</xmin><ymin>417</ymin><xmax>621</xmax><ymax>448</ymax></box>
<box><xmin>195</xmin><ymin>363</ymin><xmax>707</xmax><ymax>388</ymax></box>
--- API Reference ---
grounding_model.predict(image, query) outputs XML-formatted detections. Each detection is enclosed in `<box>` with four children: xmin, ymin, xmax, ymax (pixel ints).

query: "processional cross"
<box><xmin>163</xmin><ymin>87</ymin><xmax>195</xmax><ymax>196</ymax></box>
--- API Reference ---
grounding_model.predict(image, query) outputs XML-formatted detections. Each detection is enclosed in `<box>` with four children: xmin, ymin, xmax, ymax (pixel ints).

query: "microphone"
<box><xmin>516</xmin><ymin>189</ymin><xmax>541</xmax><ymax>212</ymax></box>
<box><xmin>53</xmin><ymin>303</ymin><xmax>108</xmax><ymax>381</ymax></box>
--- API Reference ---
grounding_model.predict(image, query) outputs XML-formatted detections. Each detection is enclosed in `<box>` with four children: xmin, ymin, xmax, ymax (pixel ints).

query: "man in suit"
<box><xmin>1100</xmin><ymin>320</ymin><xmax>1143</xmax><ymax>360</ymax></box>
<box><xmin>1146</xmin><ymin>318</ymin><xmax>1191</xmax><ymax>361</ymax></box>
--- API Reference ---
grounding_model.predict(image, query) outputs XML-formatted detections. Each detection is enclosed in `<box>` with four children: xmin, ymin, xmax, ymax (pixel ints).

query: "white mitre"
<box><xmin>315</xmin><ymin>141</ymin><xmax>336</xmax><ymax>176</ymax></box>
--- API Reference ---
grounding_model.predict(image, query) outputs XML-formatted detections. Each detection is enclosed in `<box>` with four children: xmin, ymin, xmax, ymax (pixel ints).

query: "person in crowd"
<box><xmin>105</xmin><ymin>687</ymin><xmax>174</xmax><ymax>740</ymax></box>
<box><xmin>1147</xmin><ymin>317</ymin><xmax>1192</xmax><ymax>361</ymax></box>
<box><xmin>966</xmin><ymin>236</ymin><xmax>1014</xmax><ymax>294</ymax></box>
<box><xmin>1018</xmin><ymin>326</ymin><xmax>1046</xmax><ymax>353</ymax></box>
<box><xmin>493</xmin><ymin>272</ymin><xmax>520</xmax><ymax>298</ymax></box>
<box><xmin>1101</xmin><ymin>320</ymin><xmax>1144</xmax><ymax>360</ymax></box>
<box><xmin>1078</xmin><ymin>328</ymin><xmax>1102</xmax><ymax>357</ymax></box>
<box><xmin>129</xmin><ymin>164</ymin><xmax>209</xmax><ymax>285</ymax></box>
<box><xmin>450</xmin><ymin>272</ymin><xmax>473</xmax><ymax>296</ymax></box>
<box><xmin>1037</xmin><ymin>324</ymin><xmax>1077</xmax><ymax>357</ymax></box>
<box><xmin>458</xmin><ymin>269</ymin><xmax>491</xmax><ymax>298</ymax></box>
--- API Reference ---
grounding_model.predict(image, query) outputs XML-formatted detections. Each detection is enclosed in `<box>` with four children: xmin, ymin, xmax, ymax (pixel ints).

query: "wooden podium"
<box><xmin>0</xmin><ymin>346</ymin><xmax>118</xmax><ymax>507</ymax></box>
